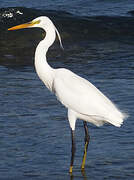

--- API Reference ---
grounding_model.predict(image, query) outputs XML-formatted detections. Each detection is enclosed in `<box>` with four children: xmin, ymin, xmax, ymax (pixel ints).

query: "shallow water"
<box><xmin>0</xmin><ymin>36</ymin><xmax>134</xmax><ymax>179</ymax></box>
<box><xmin>0</xmin><ymin>1</ymin><xmax>134</xmax><ymax>179</ymax></box>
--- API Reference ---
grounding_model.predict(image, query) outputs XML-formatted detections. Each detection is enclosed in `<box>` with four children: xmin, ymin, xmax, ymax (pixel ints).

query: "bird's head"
<box><xmin>8</xmin><ymin>16</ymin><xmax>63</xmax><ymax>49</ymax></box>
<box><xmin>8</xmin><ymin>16</ymin><xmax>53</xmax><ymax>30</ymax></box>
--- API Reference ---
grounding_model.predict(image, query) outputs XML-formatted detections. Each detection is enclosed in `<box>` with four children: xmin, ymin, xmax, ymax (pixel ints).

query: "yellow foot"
<box><xmin>81</xmin><ymin>165</ymin><xmax>85</xmax><ymax>170</ymax></box>
<box><xmin>69</xmin><ymin>166</ymin><xmax>73</xmax><ymax>173</ymax></box>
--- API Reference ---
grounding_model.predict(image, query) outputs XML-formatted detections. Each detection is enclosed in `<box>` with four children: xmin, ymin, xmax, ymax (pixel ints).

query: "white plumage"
<box><xmin>31</xmin><ymin>16</ymin><xmax>126</xmax><ymax>130</ymax></box>
<box><xmin>8</xmin><ymin>16</ymin><xmax>127</xmax><ymax>172</ymax></box>
<box><xmin>53</xmin><ymin>68</ymin><xmax>125</xmax><ymax>129</ymax></box>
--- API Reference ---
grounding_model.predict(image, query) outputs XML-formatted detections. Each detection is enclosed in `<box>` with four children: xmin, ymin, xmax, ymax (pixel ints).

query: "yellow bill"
<box><xmin>8</xmin><ymin>20</ymin><xmax>40</xmax><ymax>31</ymax></box>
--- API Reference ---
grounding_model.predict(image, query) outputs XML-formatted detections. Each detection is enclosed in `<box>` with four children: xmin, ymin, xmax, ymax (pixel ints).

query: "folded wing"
<box><xmin>53</xmin><ymin>68</ymin><xmax>126</xmax><ymax>127</ymax></box>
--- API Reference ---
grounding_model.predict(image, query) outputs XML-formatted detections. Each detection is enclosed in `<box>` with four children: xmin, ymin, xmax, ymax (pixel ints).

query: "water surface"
<box><xmin>0</xmin><ymin>1</ymin><xmax>134</xmax><ymax>179</ymax></box>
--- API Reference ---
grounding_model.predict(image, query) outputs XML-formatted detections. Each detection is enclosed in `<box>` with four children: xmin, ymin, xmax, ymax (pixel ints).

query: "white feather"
<box><xmin>53</xmin><ymin>68</ymin><xmax>126</xmax><ymax>129</ymax></box>
<box><xmin>9</xmin><ymin>16</ymin><xmax>127</xmax><ymax>131</ymax></box>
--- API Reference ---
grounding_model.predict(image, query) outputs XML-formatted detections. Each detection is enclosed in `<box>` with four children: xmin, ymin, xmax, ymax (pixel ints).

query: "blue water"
<box><xmin>1</xmin><ymin>0</ymin><xmax>134</xmax><ymax>16</ymax></box>
<box><xmin>0</xmin><ymin>0</ymin><xmax>134</xmax><ymax>179</ymax></box>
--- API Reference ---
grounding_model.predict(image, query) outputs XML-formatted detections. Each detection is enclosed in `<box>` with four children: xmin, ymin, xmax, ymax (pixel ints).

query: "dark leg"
<box><xmin>69</xmin><ymin>129</ymin><xmax>76</xmax><ymax>173</ymax></box>
<box><xmin>81</xmin><ymin>121</ymin><xmax>90</xmax><ymax>170</ymax></box>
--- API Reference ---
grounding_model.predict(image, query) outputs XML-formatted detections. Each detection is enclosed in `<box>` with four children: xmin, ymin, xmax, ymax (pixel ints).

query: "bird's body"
<box><xmin>51</xmin><ymin>67</ymin><xmax>124</xmax><ymax>129</ymax></box>
<box><xmin>8</xmin><ymin>16</ymin><xmax>127</xmax><ymax>173</ymax></box>
<box><xmin>33</xmin><ymin>17</ymin><xmax>125</xmax><ymax>130</ymax></box>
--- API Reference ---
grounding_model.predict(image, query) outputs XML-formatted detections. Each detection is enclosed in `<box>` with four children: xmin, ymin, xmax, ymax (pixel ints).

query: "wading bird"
<box><xmin>8</xmin><ymin>16</ymin><xmax>127</xmax><ymax>173</ymax></box>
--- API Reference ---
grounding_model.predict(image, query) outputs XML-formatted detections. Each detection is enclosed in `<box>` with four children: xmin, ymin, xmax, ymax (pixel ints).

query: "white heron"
<box><xmin>8</xmin><ymin>16</ymin><xmax>127</xmax><ymax>173</ymax></box>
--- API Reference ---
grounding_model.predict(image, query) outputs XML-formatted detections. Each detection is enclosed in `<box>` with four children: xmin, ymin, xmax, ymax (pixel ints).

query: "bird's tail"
<box><xmin>89</xmin><ymin>110</ymin><xmax>128</xmax><ymax>127</ymax></box>
<box><xmin>104</xmin><ymin>109</ymin><xmax>128</xmax><ymax>127</ymax></box>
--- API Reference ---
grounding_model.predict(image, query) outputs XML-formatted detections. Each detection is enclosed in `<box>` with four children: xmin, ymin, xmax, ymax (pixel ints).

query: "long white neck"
<box><xmin>34</xmin><ymin>25</ymin><xmax>56</xmax><ymax>91</ymax></box>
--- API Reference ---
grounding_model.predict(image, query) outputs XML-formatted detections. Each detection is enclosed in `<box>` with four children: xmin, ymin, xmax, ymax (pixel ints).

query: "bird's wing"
<box><xmin>53</xmin><ymin>68</ymin><xmax>124</xmax><ymax>124</ymax></box>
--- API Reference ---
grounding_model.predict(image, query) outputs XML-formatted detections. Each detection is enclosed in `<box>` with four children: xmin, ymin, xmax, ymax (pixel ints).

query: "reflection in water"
<box><xmin>69</xmin><ymin>169</ymin><xmax>88</xmax><ymax>180</ymax></box>
<box><xmin>81</xmin><ymin>169</ymin><xmax>88</xmax><ymax>180</ymax></box>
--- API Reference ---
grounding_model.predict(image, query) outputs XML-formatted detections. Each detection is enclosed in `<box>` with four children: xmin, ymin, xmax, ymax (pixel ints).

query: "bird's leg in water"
<box><xmin>69</xmin><ymin>129</ymin><xmax>76</xmax><ymax>173</ymax></box>
<box><xmin>81</xmin><ymin>121</ymin><xmax>90</xmax><ymax>170</ymax></box>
